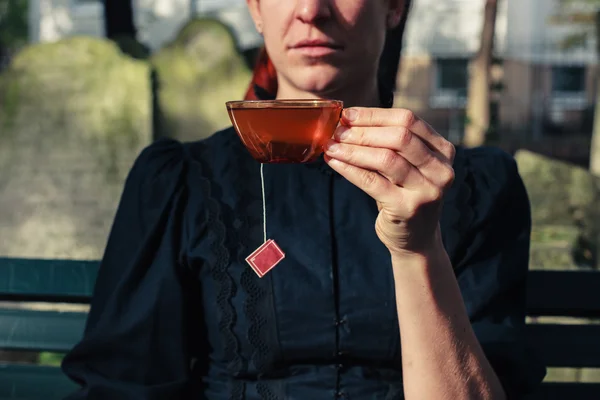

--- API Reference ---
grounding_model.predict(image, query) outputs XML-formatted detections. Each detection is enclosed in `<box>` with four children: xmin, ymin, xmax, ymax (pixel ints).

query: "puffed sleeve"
<box><xmin>61</xmin><ymin>139</ymin><xmax>205</xmax><ymax>399</ymax></box>
<box><xmin>453</xmin><ymin>147</ymin><xmax>546</xmax><ymax>398</ymax></box>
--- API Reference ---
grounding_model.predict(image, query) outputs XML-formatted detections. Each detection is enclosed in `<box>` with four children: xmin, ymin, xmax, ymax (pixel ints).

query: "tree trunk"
<box><xmin>462</xmin><ymin>0</ymin><xmax>498</xmax><ymax>148</ymax></box>
<box><xmin>103</xmin><ymin>0</ymin><xmax>136</xmax><ymax>39</ymax></box>
<box><xmin>589</xmin><ymin>10</ymin><xmax>600</xmax><ymax>175</ymax></box>
<box><xmin>378</xmin><ymin>0</ymin><xmax>412</xmax><ymax>93</ymax></box>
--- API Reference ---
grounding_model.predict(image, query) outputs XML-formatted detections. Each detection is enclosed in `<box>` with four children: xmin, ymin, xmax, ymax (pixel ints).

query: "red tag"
<box><xmin>246</xmin><ymin>239</ymin><xmax>286</xmax><ymax>278</ymax></box>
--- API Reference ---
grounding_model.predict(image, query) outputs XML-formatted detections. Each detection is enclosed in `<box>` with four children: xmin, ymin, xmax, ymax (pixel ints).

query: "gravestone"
<box><xmin>152</xmin><ymin>18</ymin><xmax>252</xmax><ymax>142</ymax></box>
<box><xmin>515</xmin><ymin>149</ymin><xmax>600</xmax><ymax>270</ymax></box>
<box><xmin>0</xmin><ymin>37</ymin><xmax>152</xmax><ymax>259</ymax></box>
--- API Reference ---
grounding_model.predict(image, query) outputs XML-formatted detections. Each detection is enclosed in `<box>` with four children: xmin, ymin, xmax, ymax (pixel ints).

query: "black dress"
<box><xmin>61</xmin><ymin>126</ymin><xmax>546</xmax><ymax>399</ymax></box>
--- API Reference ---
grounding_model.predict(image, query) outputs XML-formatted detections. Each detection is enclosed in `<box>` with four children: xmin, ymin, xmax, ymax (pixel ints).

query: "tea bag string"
<box><xmin>260</xmin><ymin>163</ymin><xmax>267</xmax><ymax>243</ymax></box>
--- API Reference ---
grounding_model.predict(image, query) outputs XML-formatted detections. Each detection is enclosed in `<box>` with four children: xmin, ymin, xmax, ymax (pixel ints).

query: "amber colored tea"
<box><xmin>226</xmin><ymin>100</ymin><xmax>343</xmax><ymax>163</ymax></box>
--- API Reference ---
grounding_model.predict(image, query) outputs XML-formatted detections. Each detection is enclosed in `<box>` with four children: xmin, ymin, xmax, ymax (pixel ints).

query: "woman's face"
<box><xmin>247</xmin><ymin>0</ymin><xmax>404</xmax><ymax>96</ymax></box>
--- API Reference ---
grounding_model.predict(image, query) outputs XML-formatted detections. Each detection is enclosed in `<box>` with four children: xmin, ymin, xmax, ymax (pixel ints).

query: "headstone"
<box><xmin>0</xmin><ymin>37</ymin><xmax>152</xmax><ymax>259</ymax></box>
<box><xmin>152</xmin><ymin>18</ymin><xmax>252</xmax><ymax>142</ymax></box>
<box><xmin>515</xmin><ymin>149</ymin><xmax>600</xmax><ymax>270</ymax></box>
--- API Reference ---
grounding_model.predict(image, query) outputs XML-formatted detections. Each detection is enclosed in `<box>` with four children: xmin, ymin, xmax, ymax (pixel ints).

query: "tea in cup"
<box><xmin>226</xmin><ymin>99</ymin><xmax>343</xmax><ymax>163</ymax></box>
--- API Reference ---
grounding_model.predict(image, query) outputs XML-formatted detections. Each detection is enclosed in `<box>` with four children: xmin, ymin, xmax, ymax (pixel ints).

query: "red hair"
<box><xmin>244</xmin><ymin>47</ymin><xmax>278</xmax><ymax>100</ymax></box>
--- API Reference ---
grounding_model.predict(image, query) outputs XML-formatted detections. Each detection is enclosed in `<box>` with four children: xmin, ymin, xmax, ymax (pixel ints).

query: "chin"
<box><xmin>288</xmin><ymin>64</ymin><xmax>348</xmax><ymax>97</ymax></box>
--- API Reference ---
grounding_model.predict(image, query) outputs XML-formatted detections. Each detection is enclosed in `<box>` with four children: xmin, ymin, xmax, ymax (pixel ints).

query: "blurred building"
<box><xmin>399</xmin><ymin>0</ymin><xmax>598</xmax><ymax>140</ymax></box>
<box><xmin>502</xmin><ymin>0</ymin><xmax>597</xmax><ymax>139</ymax></box>
<box><xmin>29</xmin><ymin>0</ymin><xmax>598</xmax><ymax>139</ymax></box>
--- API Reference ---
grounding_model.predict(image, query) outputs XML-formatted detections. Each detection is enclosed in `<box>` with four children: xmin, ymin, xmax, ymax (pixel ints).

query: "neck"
<box><xmin>275</xmin><ymin>75</ymin><xmax>381</xmax><ymax>108</ymax></box>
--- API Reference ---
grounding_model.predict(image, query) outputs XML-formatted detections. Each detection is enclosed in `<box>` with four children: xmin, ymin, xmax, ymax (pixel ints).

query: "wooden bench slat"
<box><xmin>526</xmin><ymin>270</ymin><xmax>600</xmax><ymax>317</ymax></box>
<box><xmin>0</xmin><ymin>258</ymin><xmax>98</xmax><ymax>302</ymax></box>
<box><xmin>0</xmin><ymin>364</ymin><xmax>77</xmax><ymax>399</ymax></box>
<box><xmin>0</xmin><ymin>309</ymin><xmax>87</xmax><ymax>353</ymax></box>
<box><xmin>1</xmin><ymin>260</ymin><xmax>598</xmax><ymax>396</ymax></box>
<box><xmin>526</xmin><ymin>382</ymin><xmax>600</xmax><ymax>400</ymax></box>
<box><xmin>527</xmin><ymin>323</ymin><xmax>600</xmax><ymax>368</ymax></box>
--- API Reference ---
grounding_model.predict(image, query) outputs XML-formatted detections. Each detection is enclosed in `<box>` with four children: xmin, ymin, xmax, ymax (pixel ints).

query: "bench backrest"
<box><xmin>525</xmin><ymin>270</ymin><xmax>600</xmax><ymax>399</ymax></box>
<box><xmin>0</xmin><ymin>258</ymin><xmax>599</xmax><ymax>399</ymax></box>
<box><xmin>0</xmin><ymin>258</ymin><xmax>98</xmax><ymax>399</ymax></box>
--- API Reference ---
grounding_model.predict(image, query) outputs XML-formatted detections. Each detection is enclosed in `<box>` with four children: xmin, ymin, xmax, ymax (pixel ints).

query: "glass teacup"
<box><xmin>226</xmin><ymin>99</ymin><xmax>343</xmax><ymax>163</ymax></box>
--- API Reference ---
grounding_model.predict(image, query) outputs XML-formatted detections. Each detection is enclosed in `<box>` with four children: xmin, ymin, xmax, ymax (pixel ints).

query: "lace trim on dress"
<box><xmin>237</xmin><ymin>166</ymin><xmax>277</xmax><ymax>367</ymax></box>
<box><xmin>230</xmin><ymin>140</ymin><xmax>284</xmax><ymax>399</ymax></box>
<box><xmin>193</xmin><ymin>141</ymin><xmax>244</xmax><ymax>398</ymax></box>
<box><xmin>257</xmin><ymin>382</ymin><xmax>281</xmax><ymax>399</ymax></box>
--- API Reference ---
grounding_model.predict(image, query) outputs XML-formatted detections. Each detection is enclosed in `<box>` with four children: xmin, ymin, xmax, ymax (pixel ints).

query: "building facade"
<box><xmin>29</xmin><ymin>0</ymin><xmax>598</xmax><ymax>139</ymax></box>
<box><xmin>398</xmin><ymin>0</ymin><xmax>597</xmax><ymax>139</ymax></box>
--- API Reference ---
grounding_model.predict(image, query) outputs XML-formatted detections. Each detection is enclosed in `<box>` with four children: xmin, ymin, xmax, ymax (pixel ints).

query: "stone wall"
<box><xmin>0</xmin><ymin>37</ymin><xmax>152</xmax><ymax>259</ymax></box>
<box><xmin>152</xmin><ymin>18</ymin><xmax>251</xmax><ymax>142</ymax></box>
<box><xmin>515</xmin><ymin>149</ymin><xmax>600</xmax><ymax>270</ymax></box>
<box><xmin>0</xmin><ymin>18</ymin><xmax>252</xmax><ymax>260</ymax></box>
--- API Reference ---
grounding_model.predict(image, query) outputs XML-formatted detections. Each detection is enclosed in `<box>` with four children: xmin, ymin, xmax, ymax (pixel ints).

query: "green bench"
<box><xmin>0</xmin><ymin>258</ymin><xmax>96</xmax><ymax>399</ymax></box>
<box><xmin>526</xmin><ymin>269</ymin><xmax>600</xmax><ymax>399</ymax></box>
<box><xmin>0</xmin><ymin>257</ymin><xmax>599</xmax><ymax>399</ymax></box>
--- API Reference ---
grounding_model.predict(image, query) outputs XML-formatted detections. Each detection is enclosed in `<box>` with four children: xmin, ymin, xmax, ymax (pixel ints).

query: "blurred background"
<box><xmin>0</xmin><ymin>0</ymin><xmax>599</xmax><ymax>395</ymax></box>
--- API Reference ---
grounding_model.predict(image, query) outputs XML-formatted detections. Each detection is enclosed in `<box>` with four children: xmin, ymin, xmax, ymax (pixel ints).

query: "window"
<box><xmin>552</xmin><ymin>66</ymin><xmax>586</xmax><ymax>93</ymax></box>
<box><xmin>431</xmin><ymin>58</ymin><xmax>469</xmax><ymax>109</ymax></box>
<box><xmin>436</xmin><ymin>58</ymin><xmax>468</xmax><ymax>93</ymax></box>
<box><xmin>550</xmin><ymin>66</ymin><xmax>588</xmax><ymax>110</ymax></box>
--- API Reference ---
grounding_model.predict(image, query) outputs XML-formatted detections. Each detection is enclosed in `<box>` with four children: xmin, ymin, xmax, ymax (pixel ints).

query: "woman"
<box><xmin>62</xmin><ymin>0</ymin><xmax>546</xmax><ymax>399</ymax></box>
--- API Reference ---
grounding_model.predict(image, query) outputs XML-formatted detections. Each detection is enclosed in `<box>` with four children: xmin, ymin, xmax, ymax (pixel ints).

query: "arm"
<box><xmin>391</xmin><ymin>234</ymin><xmax>504</xmax><ymax>400</ymax></box>
<box><xmin>62</xmin><ymin>140</ymin><xmax>206</xmax><ymax>399</ymax></box>
<box><xmin>325</xmin><ymin>108</ymin><xmax>545</xmax><ymax>400</ymax></box>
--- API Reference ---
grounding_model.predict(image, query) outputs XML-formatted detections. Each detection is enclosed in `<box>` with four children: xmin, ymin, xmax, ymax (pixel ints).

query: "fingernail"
<box><xmin>343</xmin><ymin>109</ymin><xmax>358</xmax><ymax>122</ymax></box>
<box><xmin>325</xmin><ymin>139</ymin><xmax>340</xmax><ymax>154</ymax></box>
<box><xmin>336</xmin><ymin>126</ymin><xmax>350</xmax><ymax>141</ymax></box>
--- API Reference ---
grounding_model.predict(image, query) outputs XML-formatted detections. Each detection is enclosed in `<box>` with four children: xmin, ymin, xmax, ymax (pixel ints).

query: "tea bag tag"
<box><xmin>246</xmin><ymin>164</ymin><xmax>286</xmax><ymax>278</ymax></box>
<box><xmin>246</xmin><ymin>239</ymin><xmax>286</xmax><ymax>277</ymax></box>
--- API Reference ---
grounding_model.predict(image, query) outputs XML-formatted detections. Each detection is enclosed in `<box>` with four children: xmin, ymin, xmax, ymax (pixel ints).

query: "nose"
<box><xmin>295</xmin><ymin>0</ymin><xmax>332</xmax><ymax>23</ymax></box>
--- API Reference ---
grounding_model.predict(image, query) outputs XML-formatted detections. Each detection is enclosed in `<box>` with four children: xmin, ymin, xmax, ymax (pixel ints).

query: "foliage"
<box><xmin>0</xmin><ymin>36</ymin><xmax>152</xmax><ymax>259</ymax></box>
<box><xmin>0</xmin><ymin>0</ymin><xmax>28</xmax><ymax>52</ymax></box>
<box><xmin>38</xmin><ymin>352</ymin><xmax>64</xmax><ymax>366</ymax></box>
<box><xmin>552</xmin><ymin>0</ymin><xmax>600</xmax><ymax>50</ymax></box>
<box><xmin>151</xmin><ymin>18</ymin><xmax>252</xmax><ymax>141</ymax></box>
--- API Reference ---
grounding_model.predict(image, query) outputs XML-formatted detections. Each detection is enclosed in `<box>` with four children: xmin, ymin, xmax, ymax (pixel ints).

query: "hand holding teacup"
<box><xmin>324</xmin><ymin>108</ymin><xmax>456</xmax><ymax>256</ymax></box>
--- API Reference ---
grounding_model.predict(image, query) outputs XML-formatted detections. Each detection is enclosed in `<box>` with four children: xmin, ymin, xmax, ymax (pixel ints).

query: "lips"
<box><xmin>290</xmin><ymin>39</ymin><xmax>343</xmax><ymax>57</ymax></box>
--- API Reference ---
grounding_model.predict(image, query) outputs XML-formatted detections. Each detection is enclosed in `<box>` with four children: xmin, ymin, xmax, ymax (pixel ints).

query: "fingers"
<box><xmin>323</xmin><ymin>154</ymin><xmax>399</xmax><ymax>203</ymax></box>
<box><xmin>341</xmin><ymin>107</ymin><xmax>455</xmax><ymax>163</ymax></box>
<box><xmin>324</xmin><ymin>155</ymin><xmax>442</xmax><ymax>217</ymax></box>
<box><xmin>332</xmin><ymin>125</ymin><xmax>455</xmax><ymax>191</ymax></box>
<box><xmin>324</xmin><ymin>140</ymin><xmax>426</xmax><ymax>190</ymax></box>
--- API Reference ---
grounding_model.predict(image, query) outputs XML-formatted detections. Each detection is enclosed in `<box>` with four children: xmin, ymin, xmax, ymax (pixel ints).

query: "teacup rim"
<box><xmin>226</xmin><ymin>99</ymin><xmax>343</xmax><ymax>109</ymax></box>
